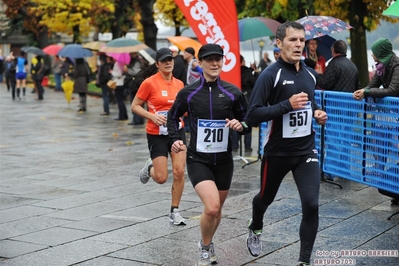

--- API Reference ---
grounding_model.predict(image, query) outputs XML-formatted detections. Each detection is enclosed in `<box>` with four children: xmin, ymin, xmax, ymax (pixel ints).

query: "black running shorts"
<box><xmin>146</xmin><ymin>128</ymin><xmax>186</xmax><ymax>159</ymax></box>
<box><xmin>187</xmin><ymin>159</ymin><xmax>234</xmax><ymax>190</ymax></box>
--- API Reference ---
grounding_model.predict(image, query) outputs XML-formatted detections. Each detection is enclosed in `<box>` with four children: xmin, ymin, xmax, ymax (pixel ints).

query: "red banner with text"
<box><xmin>174</xmin><ymin>0</ymin><xmax>241</xmax><ymax>89</ymax></box>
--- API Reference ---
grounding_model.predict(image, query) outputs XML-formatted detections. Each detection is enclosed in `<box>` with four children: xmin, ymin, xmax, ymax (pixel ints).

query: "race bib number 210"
<box><xmin>196</xmin><ymin>119</ymin><xmax>229</xmax><ymax>153</ymax></box>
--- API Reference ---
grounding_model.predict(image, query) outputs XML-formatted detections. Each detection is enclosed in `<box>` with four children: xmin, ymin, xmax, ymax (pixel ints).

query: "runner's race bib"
<box><xmin>282</xmin><ymin>101</ymin><xmax>312</xmax><ymax>138</ymax></box>
<box><xmin>157</xmin><ymin>110</ymin><xmax>182</xmax><ymax>135</ymax></box>
<box><xmin>196</xmin><ymin>119</ymin><xmax>229</xmax><ymax>153</ymax></box>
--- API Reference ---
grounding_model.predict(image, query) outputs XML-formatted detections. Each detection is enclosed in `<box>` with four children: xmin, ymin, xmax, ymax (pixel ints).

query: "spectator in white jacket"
<box><xmin>110</xmin><ymin>61</ymin><xmax>128</xmax><ymax>121</ymax></box>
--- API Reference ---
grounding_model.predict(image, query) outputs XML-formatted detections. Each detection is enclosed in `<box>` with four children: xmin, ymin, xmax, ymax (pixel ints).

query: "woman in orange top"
<box><xmin>131</xmin><ymin>47</ymin><xmax>187</xmax><ymax>226</ymax></box>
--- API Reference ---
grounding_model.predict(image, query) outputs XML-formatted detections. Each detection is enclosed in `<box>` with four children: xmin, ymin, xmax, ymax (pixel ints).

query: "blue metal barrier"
<box><xmin>259</xmin><ymin>90</ymin><xmax>399</xmax><ymax>194</ymax></box>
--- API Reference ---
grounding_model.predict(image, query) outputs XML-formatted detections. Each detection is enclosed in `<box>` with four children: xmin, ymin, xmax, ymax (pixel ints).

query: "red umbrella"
<box><xmin>43</xmin><ymin>44</ymin><xmax>63</xmax><ymax>56</ymax></box>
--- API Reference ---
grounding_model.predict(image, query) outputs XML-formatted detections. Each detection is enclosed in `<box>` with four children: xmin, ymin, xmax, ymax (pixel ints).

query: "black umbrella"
<box><xmin>21</xmin><ymin>46</ymin><xmax>46</xmax><ymax>56</ymax></box>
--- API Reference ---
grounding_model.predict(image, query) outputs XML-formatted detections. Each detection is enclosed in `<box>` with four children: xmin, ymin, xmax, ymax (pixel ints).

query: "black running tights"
<box><xmin>250</xmin><ymin>153</ymin><xmax>320</xmax><ymax>263</ymax></box>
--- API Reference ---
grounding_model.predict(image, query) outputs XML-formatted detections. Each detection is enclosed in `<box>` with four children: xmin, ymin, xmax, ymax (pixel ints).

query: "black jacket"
<box><xmin>97</xmin><ymin>62</ymin><xmax>112</xmax><ymax>86</ymax></box>
<box><xmin>4</xmin><ymin>60</ymin><xmax>16</xmax><ymax>79</ymax></box>
<box><xmin>247</xmin><ymin>58</ymin><xmax>321</xmax><ymax>156</ymax></box>
<box><xmin>241</xmin><ymin>65</ymin><xmax>258</xmax><ymax>100</ymax></box>
<box><xmin>167</xmin><ymin>75</ymin><xmax>248</xmax><ymax>164</ymax></box>
<box><xmin>317</xmin><ymin>54</ymin><xmax>360</xmax><ymax>92</ymax></box>
<box><xmin>365</xmin><ymin>52</ymin><xmax>399</xmax><ymax>98</ymax></box>
<box><xmin>172</xmin><ymin>55</ymin><xmax>187</xmax><ymax>84</ymax></box>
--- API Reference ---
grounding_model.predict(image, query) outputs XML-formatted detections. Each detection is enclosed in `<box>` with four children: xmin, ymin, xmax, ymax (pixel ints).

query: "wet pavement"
<box><xmin>0</xmin><ymin>83</ymin><xmax>398</xmax><ymax>266</ymax></box>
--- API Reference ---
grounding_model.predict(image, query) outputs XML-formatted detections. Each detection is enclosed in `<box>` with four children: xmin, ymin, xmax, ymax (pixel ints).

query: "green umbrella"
<box><xmin>383</xmin><ymin>1</ymin><xmax>399</xmax><ymax>17</ymax></box>
<box><xmin>100</xmin><ymin>37</ymin><xmax>148</xmax><ymax>53</ymax></box>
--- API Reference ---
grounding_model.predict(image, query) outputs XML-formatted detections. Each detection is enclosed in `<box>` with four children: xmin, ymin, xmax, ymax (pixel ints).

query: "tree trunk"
<box><xmin>138</xmin><ymin>0</ymin><xmax>158</xmax><ymax>50</ymax></box>
<box><xmin>349</xmin><ymin>0</ymin><xmax>369</xmax><ymax>87</ymax></box>
<box><xmin>38</xmin><ymin>27</ymin><xmax>49</xmax><ymax>49</ymax></box>
<box><xmin>111</xmin><ymin>0</ymin><xmax>127</xmax><ymax>39</ymax></box>
<box><xmin>73</xmin><ymin>25</ymin><xmax>80</xmax><ymax>43</ymax></box>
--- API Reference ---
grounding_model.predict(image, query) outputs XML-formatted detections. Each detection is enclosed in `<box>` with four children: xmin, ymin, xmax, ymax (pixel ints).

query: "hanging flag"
<box><xmin>174</xmin><ymin>0</ymin><xmax>241</xmax><ymax>89</ymax></box>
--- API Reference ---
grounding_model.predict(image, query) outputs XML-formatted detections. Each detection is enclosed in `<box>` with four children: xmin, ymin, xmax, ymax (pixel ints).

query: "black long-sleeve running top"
<box><xmin>167</xmin><ymin>75</ymin><xmax>248</xmax><ymax>165</ymax></box>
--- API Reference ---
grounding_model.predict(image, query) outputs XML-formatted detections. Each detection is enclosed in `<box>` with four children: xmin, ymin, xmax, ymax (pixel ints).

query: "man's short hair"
<box><xmin>184</xmin><ymin>47</ymin><xmax>195</xmax><ymax>56</ymax></box>
<box><xmin>332</xmin><ymin>40</ymin><xmax>347</xmax><ymax>55</ymax></box>
<box><xmin>276</xmin><ymin>21</ymin><xmax>305</xmax><ymax>42</ymax></box>
<box><xmin>240</xmin><ymin>55</ymin><xmax>245</xmax><ymax>64</ymax></box>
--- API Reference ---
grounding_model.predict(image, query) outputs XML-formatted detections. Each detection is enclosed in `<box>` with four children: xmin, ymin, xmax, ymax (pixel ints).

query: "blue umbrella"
<box><xmin>303</xmin><ymin>35</ymin><xmax>336</xmax><ymax>61</ymax></box>
<box><xmin>57</xmin><ymin>44</ymin><xmax>93</xmax><ymax>58</ymax></box>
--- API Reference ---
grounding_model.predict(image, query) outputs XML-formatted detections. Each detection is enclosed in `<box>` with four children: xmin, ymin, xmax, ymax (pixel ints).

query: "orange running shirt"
<box><xmin>136</xmin><ymin>72</ymin><xmax>184</xmax><ymax>135</ymax></box>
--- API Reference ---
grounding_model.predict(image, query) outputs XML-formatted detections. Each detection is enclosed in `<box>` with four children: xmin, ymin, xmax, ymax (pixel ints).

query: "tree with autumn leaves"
<box><xmin>31</xmin><ymin>0</ymin><xmax>115</xmax><ymax>44</ymax></box>
<box><xmin>154</xmin><ymin>0</ymin><xmax>188</xmax><ymax>36</ymax></box>
<box><xmin>236</xmin><ymin>0</ymin><xmax>399</xmax><ymax>86</ymax></box>
<box><xmin>3</xmin><ymin>0</ymin><xmax>139</xmax><ymax>45</ymax></box>
<box><xmin>3</xmin><ymin>0</ymin><xmax>397</xmax><ymax>85</ymax></box>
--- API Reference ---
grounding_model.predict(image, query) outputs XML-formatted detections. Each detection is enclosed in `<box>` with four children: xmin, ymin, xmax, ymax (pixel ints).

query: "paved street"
<box><xmin>0</xmin><ymin>83</ymin><xmax>398</xmax><ymax>266</ymax></box>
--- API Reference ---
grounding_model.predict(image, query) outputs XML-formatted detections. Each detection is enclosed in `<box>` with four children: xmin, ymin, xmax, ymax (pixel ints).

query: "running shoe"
<box><xmin>195</xmin><ymin>248</ymin><xmax>211</xmax><ymax>266</ymax></box>
<box><xmin>246</xmin><ymin>219</ymin><xmax>262</xmax><ymax>257</ymax></box>
<box><xmin>169</xmin><ymin>209</ymin><xmax>186</xmax><ymax>225</ymax></box>
<box><xmin>139</xmin><ymin>158</ymin><xmax>152</xmax><ymax>184</ymax></box>
<box><xmin>297</xmin><ymin>262</ymin><xmax>310</xmax><ymax>266</ymax></box>
<box><xmin>197</xmin><ymin>241</ymin><xmax>218</xmax><ymax>264</ymax></box>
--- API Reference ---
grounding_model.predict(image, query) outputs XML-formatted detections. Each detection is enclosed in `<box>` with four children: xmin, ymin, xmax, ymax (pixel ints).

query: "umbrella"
<box><xmin>82</xmin><ymin>41</ymin><xmax>106</xmax><ymax>51</ymax></box>
<box><xmin>61</xmin><ymin>79</ymin><xmax>74</xmax><ymax>104</ymax></box>
<box><xmin>106</xmin><ymin>52</ymin><xmax>131</xmax><ymax>65</ymax></box>
<box><xmin>100</xmin><ymin>37</ymin><xmax>148</xmax><ymax>53</ymax></box>
<box><xmin>167</xmin><ymin>36</ymin><xmax>202</xmax><ymax>57</ymax></box>
<box><xmin>42</xmin><ymin>44</ymin><xmax>63</xmax><ymax>56</ymax></box>
<box><xmin>237</xmin><ymin>17</ymin><xmax>281</xmax><ymax>61</ymax></box>
<box><xmin>383</xmin><ymin>1</ymin><xmax>399</xmax><ymax>17</ymax></box>
<box><xmin>303</xmin><ymin>35</ymin><xmax>336</xmax><ymax>61</ymax></box>
<box><xmin>237</xmin><ymin>17</ymin><xmax>281</xmax><ymax>41</ymax></box>
<box><xmin>139</xmin><ymin>48</ymin><xmax>155</xmax><ymax>64</ymax></box>
<box><xmin>296</xmin><ymin>16</ymin><xmax>353</xmax><ymax>40</ymax></box>
<box><xmin>21</xmin><ymin>46</ymin><xmax>46</xmax><ymax>56</ymax></box>
<box><xmin>58</xmin><ymin>44</ymin><xmax>93</xmax><ymax>58</ymax></box>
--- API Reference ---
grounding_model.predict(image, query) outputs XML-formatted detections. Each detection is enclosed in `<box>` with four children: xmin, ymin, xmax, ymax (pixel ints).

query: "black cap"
<box><xmin>184</xmin><ymin>47</ymin><xmax>195</xmax><ymax>56</ymax></box>
<box><xmin>198</xmin><ymin>44</ymin><xmax>223</xmax><ymax>59</ymax></box>
<box><xmin>156</xmin><ymin>48</ymin><xmax>173</xmax><ymax>61</ymax></box>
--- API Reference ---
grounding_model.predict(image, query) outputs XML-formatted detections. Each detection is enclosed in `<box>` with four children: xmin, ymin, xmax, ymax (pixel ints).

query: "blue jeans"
<box><xmin>101</xmin><ymin>84</ymin><xmax>110</xmax><ymax>114</ymax></box>
<box><xmin>54</xmin><ymin>73</ymin><xmax>62</xmax><ymax>90</ymax></box>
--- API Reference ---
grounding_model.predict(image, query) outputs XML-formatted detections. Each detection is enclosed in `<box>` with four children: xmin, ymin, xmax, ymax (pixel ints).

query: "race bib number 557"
<box><xmin>282</xmin><ymin>101</ymin><xmax>312</xmax><ymax>138</ymax></box>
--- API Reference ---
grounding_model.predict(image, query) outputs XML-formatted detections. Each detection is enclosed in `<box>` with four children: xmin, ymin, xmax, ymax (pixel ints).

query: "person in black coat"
<box><xmin>60</xmin><ymin>57</ymin><xmax>74</xmax><ymax>80</ymax></box>
<box><xmin>317</xmin><ymin>40</ymin><xmax>359</xmax><ymax>92</ymax></box>
<box><xmin>232</xmin><ymin>55</ymin><xmax>259</xmax><ymax>152</ymax></box>
<box><xmin>96</xmin><ymin>55</ymin><xmax>113</xmax><ymax>115</ymax></box>
<box><xmin>169</xmin><ymin>45</ymin><xmax>187</xmax><ymax>84</ymax></box>
<box><xmin>4</xmin><ymin>55</ymin><xmax>16</xmax><ymax>99</ymax></box>
<box><xmin>31</xmin><ymin>55</ymin><xmax>44</xmax><ymax>100</ymax></box>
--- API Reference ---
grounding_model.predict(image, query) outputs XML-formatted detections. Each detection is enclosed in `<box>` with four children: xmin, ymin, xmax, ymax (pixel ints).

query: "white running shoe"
<box><xmin>246</xmin><ymin>219</ymin><xmax>262</xmax><ymax>257</ymax></box>
<box><xmin>197</xmin><ymin>241</ymin><xmax>218</xmax><ymax>264</ymax></box>
<box><xmin>139</xmin><ymin>158</ymin><xmax>152</xmax><ymax>184</ymax></box>
<box><xmin>169</xmin><ymin>209</ymin><xmax>186</xmax><ymax>225</ymax></box>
